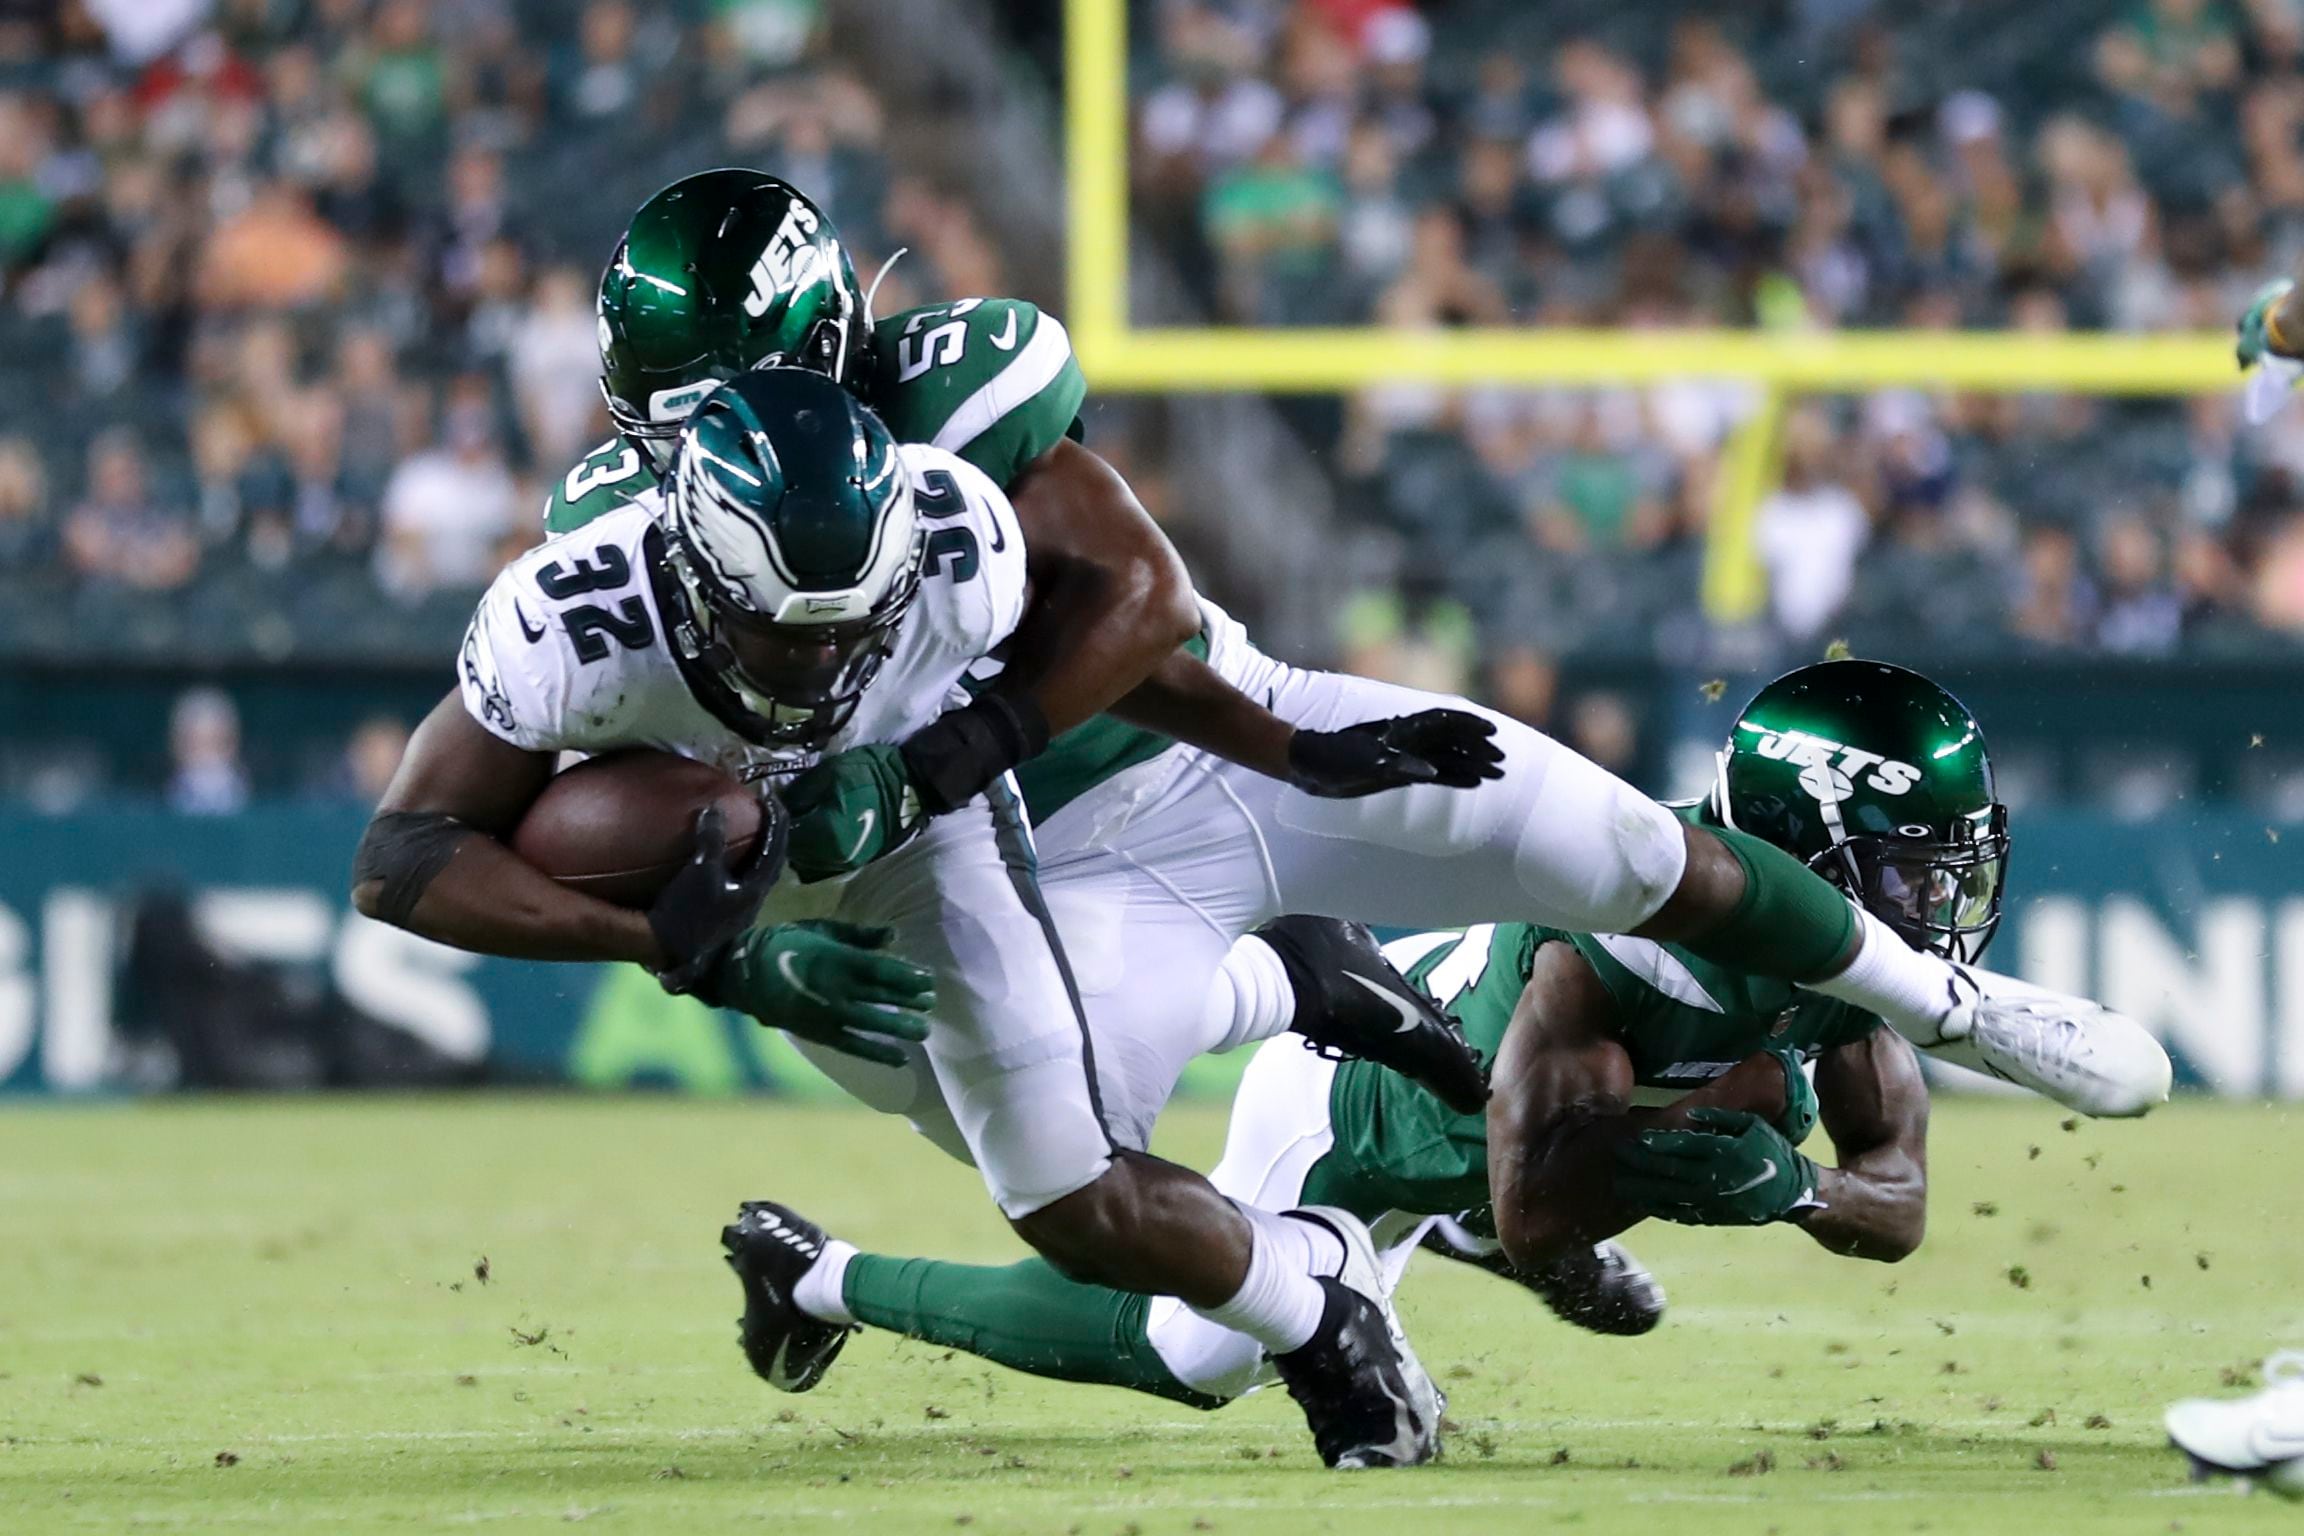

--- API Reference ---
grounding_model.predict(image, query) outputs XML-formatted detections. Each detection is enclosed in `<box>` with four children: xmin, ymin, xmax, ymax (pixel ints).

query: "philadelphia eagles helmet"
<box><xmin>658</xmin><ymin>368</ymin><xmax>921</xmax><ymax>748</ymax></box>
<box><xmin>598</xmin><ymin>169</ymin><xmax>868</xmax><ymax>467</ymax></box>
<box><xmin>1709</xmin><ymin>659</ymin><xmax>2010</xmax><ymax>962</ymax></box>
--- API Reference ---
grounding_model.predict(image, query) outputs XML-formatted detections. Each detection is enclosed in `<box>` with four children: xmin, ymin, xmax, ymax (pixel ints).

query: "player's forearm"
<box><xmin>1109</xmin><ymin>651</ymin><xmax>1295</xmax><ymax>779</ymax></box>
<box><xmin>998</xmin><ymin>547</ymin><xmax>1197</xmax><ymax>735</ymax></box>
<box><xmin>353</xmin><ymin>821</ymin><xmax>664</xmax><ymax>966</ymax></box>
<box><xmin>1792</xmin><ymin>1152</ymin><xmax>1925</xmax><ymax>1262</ymax></box>
<box><xmin>1491</xmin><ymin>1104</ymin><xmax>1645</xmax><ymax>1267</ymax></box>
<box><xmin>1490</xmin><ymin>1053</ymin><xmax>1785</xmax><ymax>1268</ymax></box>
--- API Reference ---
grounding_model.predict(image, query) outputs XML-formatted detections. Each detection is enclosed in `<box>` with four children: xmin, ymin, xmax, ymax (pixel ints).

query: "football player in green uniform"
<box><xmin>719</xmin><ymin>662</ymin><xmax>2047</xmax><ymax>1408</ymax></box>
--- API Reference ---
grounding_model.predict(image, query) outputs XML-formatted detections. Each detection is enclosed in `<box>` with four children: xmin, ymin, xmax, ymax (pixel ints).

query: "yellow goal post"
<box><xmin>1062</xmin><ymin>0</ymin><xmax>2240</xmax><ymax>623</ymax></box>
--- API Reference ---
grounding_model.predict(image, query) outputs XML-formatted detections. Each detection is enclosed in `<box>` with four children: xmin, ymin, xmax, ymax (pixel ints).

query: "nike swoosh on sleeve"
<box><xmin>515</xmin><ymin>603</ymin><xmax>546</xmax><ymax>643</ymax></box>
<box><xmin>990</xmin><ymin>310</ymin><xmax>1019</xmax><ymax>350</ymax></box>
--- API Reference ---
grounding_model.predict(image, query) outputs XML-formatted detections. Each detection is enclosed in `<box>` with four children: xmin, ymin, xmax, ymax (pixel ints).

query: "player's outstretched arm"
<box><xmin>352</xmin><ymin>692</ymin><xmax>666</xmax><ymax>966</ymax></box>
<box><xmin>999</xmin><ymin>438</ymin><xmax>1203</xmax><ymax>735</ymax></box>
<box><xmin>1111</xmin><ymin>647</ymin><xmax>1504</xmax><ymax>795</ymax></box>
<box><xmin>1793</xmin><ymin>1029</ymin><xmax>1929</xmax><ymax>1262</ymax></box>
<box><xmin>1484</xmin><ymin>942</ymin><xmax>1649</xmax><ymax>1271</ymax></box>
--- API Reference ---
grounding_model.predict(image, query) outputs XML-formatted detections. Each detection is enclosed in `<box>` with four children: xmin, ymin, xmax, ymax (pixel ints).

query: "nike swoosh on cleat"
<box><xmin>1342</xmin><ymin>971</ymin><xmax>1426</xmax><ymax>1034</ymax></box>
<box><xmin>1721</xmin><ymin>1159</ymin><xmax>1778</xmax><ymax>1196</ymax></box>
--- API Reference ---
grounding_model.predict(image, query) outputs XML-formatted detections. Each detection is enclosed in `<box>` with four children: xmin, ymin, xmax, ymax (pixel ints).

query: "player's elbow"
<box><xmin>350</xmin><ymin>875</ymin><xmax>388</xmax><ymax>923</ymax></box>
<box><xmin>1140</xmin><ymin>559</ymin><xmax>1201</xmax><ymax>650</ymax></box>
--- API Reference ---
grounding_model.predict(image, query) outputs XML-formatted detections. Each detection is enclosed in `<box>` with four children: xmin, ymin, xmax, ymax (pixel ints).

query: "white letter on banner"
<box><xmin>2017</xmin><ymin>895</ymin><xmax>2091</xmax><ymax>996</ymax></box>
<box><xmin>2098</xmin><ymin>896</ymin><xmax>2262</xmax><ymax>1096</ymax></box>
<box><xmin>2275</xmin><ymin>901</ymin><xmax>2304</xmax><ymax>1100</ymax></box>
<box><xmin>333</xmin><ymin>912</ymin><xmax>488</xmax><ymax>1063</ymax></box>
<box><xmin>40</xmin><ymin>890</ymin><xmax>112</xmax><ymax>1091</ymax></box>
<box><xmin>0</xmin><ymin>903</ymin><xmax>32</xmax><ymax>1084</ymax></box>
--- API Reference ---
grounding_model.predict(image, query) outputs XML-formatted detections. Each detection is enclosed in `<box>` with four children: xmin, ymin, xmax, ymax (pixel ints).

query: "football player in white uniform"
<box><xmin>353</xmin><ymin>369</ymin><xmax>1461</xmax><ymax>1469</ymax></box>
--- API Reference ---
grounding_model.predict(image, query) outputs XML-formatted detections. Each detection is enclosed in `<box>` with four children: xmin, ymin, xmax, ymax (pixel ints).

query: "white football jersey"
<box><xmin>458</xmin><ymin>443</ymin><xmax>1028</xmax><ymax>782</ymax></box>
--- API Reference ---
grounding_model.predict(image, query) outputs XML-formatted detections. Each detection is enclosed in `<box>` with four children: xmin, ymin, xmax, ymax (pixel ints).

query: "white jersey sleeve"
<box><xmin>457</xmin><ymin>505</ymin><xmax>666</xmax><ymax>755</ymax></box>
<box><xmin>902</xmin><ymin>442</ymin><xmax>1028</xmax><ymax>659</ymax></box>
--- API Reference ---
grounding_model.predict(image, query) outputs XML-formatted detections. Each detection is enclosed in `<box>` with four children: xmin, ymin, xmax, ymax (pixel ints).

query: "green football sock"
<box><xmin>1678</xmin><ymin>826</ymin><xmax>1859</xmax><ymax>983</ymax></box>
<box><xmin>842</xmin><ymin>1253</ymin><xmax>1226</xmax><ymax>1410</ymax></box>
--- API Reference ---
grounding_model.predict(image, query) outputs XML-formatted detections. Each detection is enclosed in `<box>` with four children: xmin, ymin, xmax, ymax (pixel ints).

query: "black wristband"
<box><xmin>899</xmin><ymin>693</ymin><xmax>1052</xmax><ymax>816</ymax></box>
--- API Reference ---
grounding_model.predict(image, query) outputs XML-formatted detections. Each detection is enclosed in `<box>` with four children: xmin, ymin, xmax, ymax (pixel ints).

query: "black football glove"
<box><xmin>650</xmin><ymin>798</ymin><xmax>790</xmax><ymax>995</ymax></box>
<box><xmin>1285</xmin><ymin>708</ymin><xmax>1506</xmax><ymax>799</ymax></box>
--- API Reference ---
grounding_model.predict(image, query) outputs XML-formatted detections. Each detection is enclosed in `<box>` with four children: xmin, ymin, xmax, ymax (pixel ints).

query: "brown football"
<box><xmin>510</xmin><ymin>749</ymin><xmax>765</xmax><ymax>908</ymax></box>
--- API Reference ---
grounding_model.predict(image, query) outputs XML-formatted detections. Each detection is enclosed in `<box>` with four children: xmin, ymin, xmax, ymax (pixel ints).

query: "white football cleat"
<box><xmin>1925</xmin><ymin>966</ymin><xmax>2172</xmax><ymax>1118</ymax></box>
<box><xmin>2166</xmin><ymin>1351</ymin><xmax>2304</xmax><ymax>1499</ymax></box>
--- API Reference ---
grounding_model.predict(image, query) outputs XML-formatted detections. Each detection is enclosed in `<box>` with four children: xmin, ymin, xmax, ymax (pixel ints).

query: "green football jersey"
<box><xmin>538</xmin><ymin>296</ymin><xmax>1182</xmax><ymax>823</ymax></box>
<box><xmin>1311</xmin><ymin>869</ymin><xmax>1879</xmax><ymax>1220</ymax></box>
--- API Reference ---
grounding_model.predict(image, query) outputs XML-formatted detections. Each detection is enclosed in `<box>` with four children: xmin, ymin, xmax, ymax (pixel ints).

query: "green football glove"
<box><xmin>781</xmin><ymin>745</ymin><xmax>925</xmax><ymax>883</ymax></box>
<box><xmin>706</xmin><ymin>920</ymin><xmax>936</xmax><ymax>1067</ymax></box>
<box><xmin>1765</xmin><ymin>1045</ymin><xmax>1819</xmax><ymax>1146</ymax></box>
<box><xmin>2238</xmin><ymin>279</ymin><xmax>2297</xmax><ymax>370</ymax></box>
<box><xmin>1614</xmin><ymin>1107</ymin><xmax>1820</xmax><ymax>1227</ymax></box>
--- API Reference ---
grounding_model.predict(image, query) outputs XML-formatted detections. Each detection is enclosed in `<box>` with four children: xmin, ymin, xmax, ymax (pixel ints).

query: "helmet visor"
<box><xmin>718</xmin><ymin>606</ymin><xmax>900</xmax><ymax>718</ymax></box>
<box><xmin>1842</xmin><ymin>806</ymin><xmax>2010</xmax><ymax>963</ymax></box>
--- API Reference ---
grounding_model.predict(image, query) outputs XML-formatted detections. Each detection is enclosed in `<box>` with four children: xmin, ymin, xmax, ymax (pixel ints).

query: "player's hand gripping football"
<box><xmin>1612</xmin><ymin>1107</ymin><xmax>1819</xmax><ymax>1227</ymax></box>
<box><xmin>706</xmin><ymin>920</ymin><xmax>936</xmax><ymax>1066</ymax></box>
<box><xmin>781</xmin><ymin>745</ymin><xmax>924</xmax><ymax>883</ymax></box>
<box><xmin>649</xmin><ymin>799</ymin><xmax>789</xmax><ymax>994</ymax></box>
<box><xmin>1285</xmin><ymin>708</ymin><xmax>1506</xmax><ymax>799</ymax></box>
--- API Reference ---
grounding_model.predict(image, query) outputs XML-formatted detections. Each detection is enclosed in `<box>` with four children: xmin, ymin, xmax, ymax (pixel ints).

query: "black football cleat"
<box><xmin>721</xmin><ymin>1200</ymin><xmax>852</xmax><ymax>1392</ymax></box>
<box><xmin>1420</xmin><ymin>1218</ymin><xmax>1665</xmax><ymax>1337</ymax></box>
<box><xmin>1256</xmin><ymin>916</ymin><xmax>1489</xmax><ymax>1116</ymax></box>
<box><xmin>1270</xmin><ymin>1207</ymin><xmax>1444</xmax><ymax>1469</ymax></box>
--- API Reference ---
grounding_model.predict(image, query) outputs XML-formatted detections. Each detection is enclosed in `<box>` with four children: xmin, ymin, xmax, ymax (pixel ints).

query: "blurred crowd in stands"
<box><xmin>0</xmin><ymin>0</ymin><xmax>1008</xmax><ymax>668</ymax></box>
<box><xmin>1139</xmin><ymin>0</ymin><xmax>2304</xmax><ymax>684</ymax></box>
<box><xmin>12</xmin><ymin>0</ymin><xmax>2304</xmax><ymax>807</ymax></box>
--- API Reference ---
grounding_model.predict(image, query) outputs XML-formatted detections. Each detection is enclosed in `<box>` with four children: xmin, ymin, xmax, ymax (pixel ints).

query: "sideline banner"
<box><xmin>0</xmin><ymin>808</ymin><xmax>2295</xmax><ymax>1098</ymax></box>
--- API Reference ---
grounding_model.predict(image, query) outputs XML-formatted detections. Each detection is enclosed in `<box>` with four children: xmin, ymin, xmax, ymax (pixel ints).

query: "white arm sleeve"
<box><xmin>457</xmin><ymin>569</ymin><xmax>579</xmax><ymax>754</ymax></box>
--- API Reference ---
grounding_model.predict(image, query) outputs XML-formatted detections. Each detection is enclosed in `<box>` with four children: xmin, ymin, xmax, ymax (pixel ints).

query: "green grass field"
<box><xmin>2</xmin><ymin>1093</ymin><xmax>2300</xmax><ymax>1534</ymax></box>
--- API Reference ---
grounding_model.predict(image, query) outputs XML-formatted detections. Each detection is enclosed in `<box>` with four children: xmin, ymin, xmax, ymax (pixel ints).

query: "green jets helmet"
<box><xmin>1709</xmin><ymin>659</ymin><xmax>2010</xmax><ymax>962</ymax></box>
<box><xmin>598</xmin><ymin>169</ymin><xmax>868</xmax><ymax>468</ymax></box>
<box><xmin>658</xmin><ymin>368</ymin><xmax>922</xmax><ymax>748</ymax></box>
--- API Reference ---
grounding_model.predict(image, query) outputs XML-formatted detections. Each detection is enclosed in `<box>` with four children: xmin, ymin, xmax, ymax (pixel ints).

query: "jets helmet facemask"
<box><xmin>598</xmin><ymin>169</ymin><xmax>868</xmax><ymax>469</ymax></box>
<box><xmin>1709</xmin><ymin>659</ymin><xmax>2010</xmax><ymax>962</ymax></box>
<box><xmin>659</xmin><ymin>368</ymin><xmax>922</xmax><ymax>749</ymax></box>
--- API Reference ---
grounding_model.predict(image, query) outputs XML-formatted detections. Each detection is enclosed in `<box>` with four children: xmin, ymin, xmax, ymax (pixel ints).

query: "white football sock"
<box><xmin>1203</xmin><ymin>935</ymin><xmax>1296</xmax><ymax>1054</ymax></box>
<box><xmin>1191</xmin><ymin>1204</ymin><xmax>1330</xmax><ymax>1355</ymax></box>
<box><xmin>792</xmin><ymin>1237</ymin><xmax>858</xmax><ymax>1325</ymax></box>
<box><xmin>1806</xmin><ymin>907</ymin><xmax>1965</xmax><ymax>1045</ymax></box>
<box><xmin>1279</xmin><ymin>1208</ymin><xmax>1349</xmax><ymax>1278</ymax></box>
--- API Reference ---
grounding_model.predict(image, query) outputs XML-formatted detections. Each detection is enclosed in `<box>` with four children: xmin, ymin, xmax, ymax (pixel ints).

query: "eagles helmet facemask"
<box><xmin>599</xmin><ymin>169</ymin><xmax>869</xmax><ymax>469</ymax></box>
<box><xmin>659</xmin><ymin>368</ymin><xmax>923</xmax><ymax>748</ymax></box>
<box><xmin>1709</xmin><ymin>659</ymin><xmax>2010</xmax><ymax>962</ymax></box>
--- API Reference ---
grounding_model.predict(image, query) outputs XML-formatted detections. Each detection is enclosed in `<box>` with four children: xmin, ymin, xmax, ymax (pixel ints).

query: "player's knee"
<box><xmin>1633</xmin><ymin>822</ymin><xmax>1743</xmax><ymax>940</ymax></box>
<box><xmin>1009</xmin><ymin>1165</ymin><xmax>1150</xmax><ymax>1287</ymax></box>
